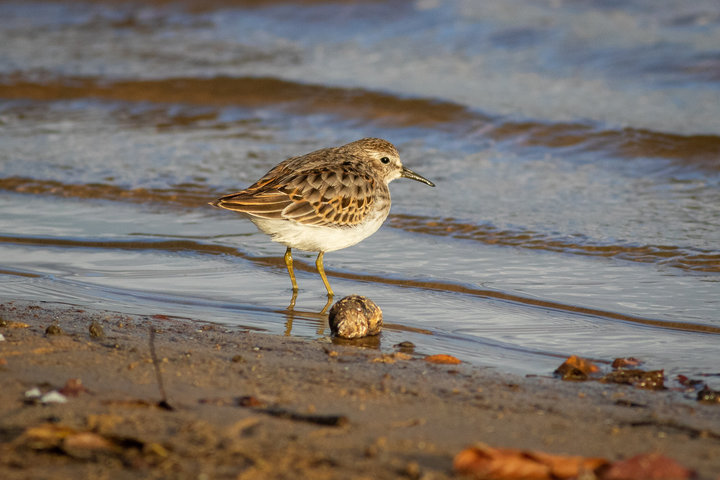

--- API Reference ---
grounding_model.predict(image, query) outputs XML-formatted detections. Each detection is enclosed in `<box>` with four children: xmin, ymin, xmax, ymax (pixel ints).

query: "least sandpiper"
<box><xmin>210</xmin><ymin>138</ymin><xmax>434</xmax><ymax>297</ymax></box>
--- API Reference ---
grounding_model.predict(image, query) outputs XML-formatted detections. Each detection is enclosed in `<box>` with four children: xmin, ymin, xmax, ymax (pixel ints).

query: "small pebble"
<box><xmin>394</xmin><ymin>341</ymin><xmax>415</xmax><ymax>354</ymax></box>
<box><xmin>24</xmin><ymin>387</ymin><xmax>42</xmax><ymax>399</ymax></box>
<box><xmin>89</xmin><ymin>321</ymin><xmax>105</xmax><ymax>338</ymax></box>
<box><xmin>45</xmin><ymin>324</ymin><xmax>64</xmax><ymax>336</ymax></box>
<box><xmin>41</xmin><ymin>391</ymin><xmax>68</xmax><ymax>404</ymax></box>
<box><xmin>0</xmin><ymin>333</ymin><xmax>5</xmax><ymax>342</ymax></box>
<box><xmin>328</xmin><ymin>295</ymin><xmax>382</xmax><ymax>339</ymax></box>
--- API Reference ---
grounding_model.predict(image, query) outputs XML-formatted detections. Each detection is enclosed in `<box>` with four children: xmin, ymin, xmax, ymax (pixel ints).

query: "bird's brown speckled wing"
<box><xmin>212</xmin><ymin>163</ymin><xmax>382</xmax><ymax>228</ymax></box>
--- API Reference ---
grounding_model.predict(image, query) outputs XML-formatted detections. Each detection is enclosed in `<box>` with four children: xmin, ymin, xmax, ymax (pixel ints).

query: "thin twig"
<box><xmin>149</xmin><ymin>324</ymin><xmax>173</xmax><ymax>410</ymax></box>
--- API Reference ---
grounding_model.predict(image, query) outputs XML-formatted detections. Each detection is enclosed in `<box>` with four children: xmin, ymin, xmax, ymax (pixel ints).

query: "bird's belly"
<box><xmin>250</xmin><ymin>213</ymin><xmax>387</xmax><ymax>253</ymax></box>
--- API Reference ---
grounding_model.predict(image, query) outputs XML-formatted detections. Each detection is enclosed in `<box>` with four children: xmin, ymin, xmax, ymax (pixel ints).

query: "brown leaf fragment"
<box><xmin>612</xmin><ymin>357</ymin><xmax>643</xmax><ymax>369</ymax></box>
<box><xmin>602</xmin><ymin>452</ymin><xmax>696</xmax><ymax>480</ymax></box>
<box><xmin>554</xmin><ymin>355</ymin><xmax>600</xmax><ymax>381</ymax></box>
<box><xmin>602</xmin><ymin>369</ymin><xmax>665</xmax><ymax>390</ymax></box>
<box><xmin>453</xmin><ymin>443</ymin><xmax>608</xmax><ymax>480</ymax></box>
<box><xmin>697</xmin><ymin>386</ymin><xmax>720</xmax><ymax>404</ymax></box>
<box><xmin>152</xmin><ymin>314</ymin><xmax>170</xmax><ymax>320</ymax></box>
<box><xmin>425</xmin><ymin>354</ymin><xmax>461</xmax><ymax>365</ymax></box>
<box><xmin>59</xmin><ymin>378</ymin><xmax>89</xmax><ymax>397</ymax></box>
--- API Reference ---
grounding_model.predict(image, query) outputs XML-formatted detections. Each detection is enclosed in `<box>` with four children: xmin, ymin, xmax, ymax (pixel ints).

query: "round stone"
<box><xmin>328</xmin><ymin>295</ymin><xmax>383</xmax><ymax>339</ymax></box>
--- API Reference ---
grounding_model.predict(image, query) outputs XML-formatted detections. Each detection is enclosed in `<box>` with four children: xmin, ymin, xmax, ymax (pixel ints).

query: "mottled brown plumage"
<box><xmin>210</xmin><ymin>138</ymin><xmax>434</xmax><ymax>297</ymax></box>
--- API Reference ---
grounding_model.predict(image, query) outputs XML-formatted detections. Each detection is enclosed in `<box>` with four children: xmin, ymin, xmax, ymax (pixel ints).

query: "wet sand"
<box><xmin>1</xmin><ymin>300</ymin><xmax>719</xmax><ymax>479</ymax></box>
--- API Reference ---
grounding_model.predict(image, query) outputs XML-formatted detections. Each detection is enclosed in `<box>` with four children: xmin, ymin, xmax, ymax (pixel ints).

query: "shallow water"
<box><xmin>1</xmin><ymin>0</ymin><xmax>719</xmax><ymax>386</ymax></box>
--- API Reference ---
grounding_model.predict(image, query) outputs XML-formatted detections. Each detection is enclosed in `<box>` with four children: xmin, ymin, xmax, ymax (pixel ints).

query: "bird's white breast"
<box><xmin>250</xmin><ymin>208</ymin><xmax>388</xmax><ymax>253</ymax></box>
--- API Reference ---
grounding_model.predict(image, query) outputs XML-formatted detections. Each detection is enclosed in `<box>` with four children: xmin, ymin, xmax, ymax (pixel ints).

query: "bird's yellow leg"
<box><xmin>319</xmin><ymin>296</ymin><xmax>333</xmax><ymax>316</ymax></box>
<box><xmin>286</xmin><ymin>290</ymin><xmax>297</xmax><ymax>312</ymax></box>
<box><xmin>284</xmin><ymin>247</ymin><xmax>299</xmax><ymax>292</ymax></box>
<box><xmin>315</xmin><ymin>251</ymin><xmax>334</xmax><ymax>298</ymax></box>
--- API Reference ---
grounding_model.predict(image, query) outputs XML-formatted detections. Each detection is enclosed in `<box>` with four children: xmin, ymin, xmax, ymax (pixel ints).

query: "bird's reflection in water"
<box><xmin>330</xmin><ymin>334</ymin><xmax>381</xmax><ymax>349</ymax></box>
<box><xmin>282</xmin><ymin>292</ymin><xmax>332</xmax><ymax>336</ymax></box>
<box><xmin>286</xmin><ymin>290</ymin><xmax>333</xmax><ymax>315</ymax></box>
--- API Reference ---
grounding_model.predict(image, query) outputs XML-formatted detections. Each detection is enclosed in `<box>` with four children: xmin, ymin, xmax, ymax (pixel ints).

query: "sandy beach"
<box><xmin>1</xmin><ymin>300</ymin><xmax>718</xmax><ymax>479</ymax></box>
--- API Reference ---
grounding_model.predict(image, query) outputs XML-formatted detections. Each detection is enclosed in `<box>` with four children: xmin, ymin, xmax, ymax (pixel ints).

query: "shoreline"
<box><xmin>1</xmin><ymin>300</ymin><xmax>719</xmax><ymax>479</ymax></box>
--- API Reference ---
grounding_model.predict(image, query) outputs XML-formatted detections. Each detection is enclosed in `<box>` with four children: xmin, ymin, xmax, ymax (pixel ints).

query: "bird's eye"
<box><xmin>380</xmin><ymin>157</ymin><xmax>390</xmax><ymax>164</ymax></box>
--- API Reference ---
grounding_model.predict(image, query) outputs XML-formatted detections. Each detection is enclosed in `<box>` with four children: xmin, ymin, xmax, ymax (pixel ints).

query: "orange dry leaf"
<box><xmin>554</xmin><ymin>355</ymin><xmax>600</xmax><ymax>381</ymax></box>
<box><xmin>530</xmin><ymin>451</ymin><xmax>608</xmax><ymax>479</ymax></box>
<box><xmin>425</xmin><ymin>354</ymin><xmax>461</xmax><ymax>365</ymax></box>
<box><xmin>454</xmin><ymin>444</ymin><xmax>608</xmax><ymax>480</ymax></box>
<box><xmin>602</xmin><ymin>452</ymin><xmax>695</xmax><ymax>480</ymax></box>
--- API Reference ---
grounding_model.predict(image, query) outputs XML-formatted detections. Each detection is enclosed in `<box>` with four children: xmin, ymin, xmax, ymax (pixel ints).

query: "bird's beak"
<box><xmin>401</xmin><ymin>166</ymin><xmax>435</xmax><ymax>187</ymax></box>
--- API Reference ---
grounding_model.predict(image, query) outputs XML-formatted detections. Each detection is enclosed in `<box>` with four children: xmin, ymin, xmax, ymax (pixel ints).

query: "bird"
<box><xmin>210</xmin><ymin>137</ymin><xmax>435</xmax><ymax>299</ymax></box>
